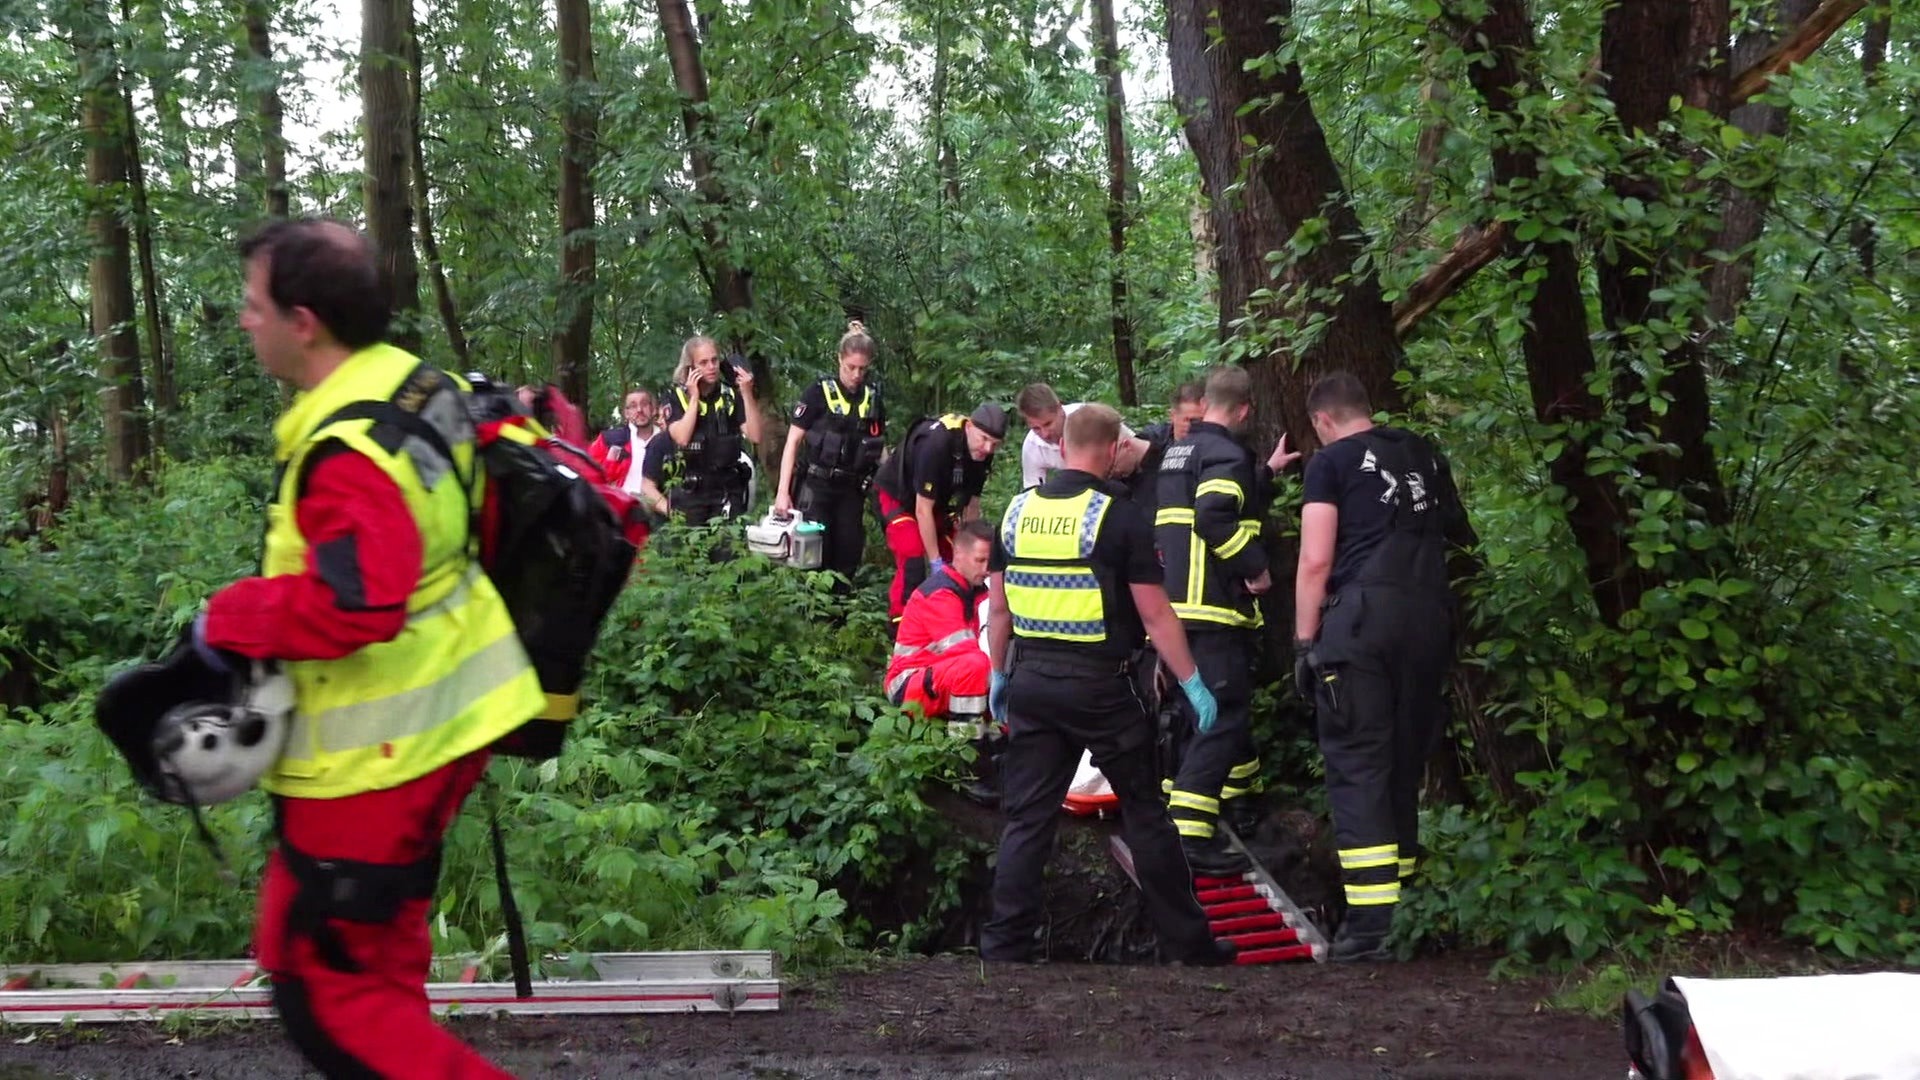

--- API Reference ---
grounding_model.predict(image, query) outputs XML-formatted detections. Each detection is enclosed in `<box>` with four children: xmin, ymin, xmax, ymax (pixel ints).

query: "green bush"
<box><xmin>0</xmin><ymin>480</ymin><xmax>977</xmax><ymax>966</ymax></box>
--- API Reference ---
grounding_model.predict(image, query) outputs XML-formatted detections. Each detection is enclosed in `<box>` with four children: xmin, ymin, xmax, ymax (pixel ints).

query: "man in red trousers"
<box><xmin>197</xmin><ymin>217</ymin><xmax>543</xmax><ymax>1078</ymax></box>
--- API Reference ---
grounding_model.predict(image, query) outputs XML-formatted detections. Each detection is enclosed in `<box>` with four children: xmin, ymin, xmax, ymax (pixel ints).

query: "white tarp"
<box><xmin>1067</xmin><ymin>750</ymin><xmax>1114</xmax><ymax>802</ymax></box>
<box><xmin>1672</xmin><ymin>972</ymin><xmax>1920</xmax><ymax>1080</ymax></box>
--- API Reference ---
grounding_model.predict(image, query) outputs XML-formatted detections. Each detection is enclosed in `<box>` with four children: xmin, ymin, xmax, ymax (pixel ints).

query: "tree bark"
<box><xmin>121</xmin><ymin>76</ymin><xmax>172</xmax><ymax>450</ymax></box>
<box><xmin>74</xmin><ymin>0</ymin><xmax>149</xmax><ymax>482</ymax></box>
<box><xmin>551</xmin><ymin>0</ymin><xmax>597</xmax><ymax>408</ymax></box>
<box><xmin>1727</xmin><ymin>0</ymin><xmax>1868</xmax><ymax>104</ymax></box>
<box><xmin>363</xmin><ymin>0</ymin><xmax>421</xmax><ymax>352</ymax></box>
<box><xmin>409</xmin><ymin>21</ymin><xmax>470</xmax><ymax>369</ymax></box>
<box><xmin>244</xmin><ymin>0</ymin><xmax>289</xmax><ymax>218</ymax></box>
<box><xmin>658</xmin><ymin>0</ymin><xmax>752</xmax><ymax>322</ymax></box>
<box><xmin>1855</xmin><ymin>2</ymin><xmax>1891</xmax><ymax>277</ymax></box>
<box><xmin>1092</xmin><ymin>0</ymin><xmax>1137</xmax><ymax>406</ymax></box>
<box><xmin>1166</xmin><ymin>0</ymin><xmax>1403</xmax><ymax>445</ymax></box>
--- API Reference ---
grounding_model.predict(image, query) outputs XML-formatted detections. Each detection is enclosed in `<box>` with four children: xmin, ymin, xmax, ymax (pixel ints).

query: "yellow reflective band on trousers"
<box><xmin>999</xmin><ymin>488</ymin><xmax>1113</xmax><ymax>644</ymax></box>
<box><xmin>1228</xmin><ymin>758</ymin><xmax>1261</xmax><ymax>779</ymax></box>
<box><xmin>1169</xmin><ymin>790</ymin><xmax>1219</xmax><ymax>815</ymax></box>
<box><xmin>1339</xmin><ymin>844</ymin><xmax>1399</xmax><ymax>871</ymax></box>
<box><xmin>261</xmin><ymin>345</ymin><xmax>543</xmax><ymax>799</ymax></box>
<box><xmin>1175</xmin><ymin>818</ymin><xmax>1215</xmax><ymax>839</ymax></box>
<box><xmin>1399</xmin><ymin>857</ymin><xmax>1418</xmax><ymax>880</ymax></box>
<box><xmin>1345</xmin><ymin>881</ymin><xmax>1401</xmax><ymax>906</ymax></box>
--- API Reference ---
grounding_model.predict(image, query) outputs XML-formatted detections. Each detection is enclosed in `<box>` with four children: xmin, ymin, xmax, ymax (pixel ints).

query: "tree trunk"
<box><xmin>552</xmin><ymin>0</ymin><xmax>597</xmax><ymax>409</ymax></box>
<box><xmin>1092</xmin><ymin>0</ymin><xmax>1138</xmax><ymax>406</ymax></box>
<box><xmin>1166</xmin><ymin>0</ymin><xmax>1403</xmax><ymax>446</ymax></box>
<box><xmin>1855</xmin><ymin>3</ymin><xmax>1891</xmax><ymax>276</ymax></box>
<box><xmin>657</xmin><ymin>0</ymin><xmax>754</xmax><ymax>349</ymax></box>
<box><xmin>121</xmin><ymin>76</ymin><xmax>172</xmax><ymax>454</ymax></box>
<box><xmin>74</xmin><ymin>0</ymin><xmax>149</xmax><ymax>482</ymax></box>
<box><xmin>244</xmin><ymin>0</ymin><xmax>289</xmax><ymax>218</ymax></box>
<box><xmin>409</xmin><ymin>20</ymin><xmax>469</xmax><ymax>369</ymax></box>
<box><xmin>363</xmin><ymin>0</ymin><xmax>420</xmax><ymax>352</ymax></box>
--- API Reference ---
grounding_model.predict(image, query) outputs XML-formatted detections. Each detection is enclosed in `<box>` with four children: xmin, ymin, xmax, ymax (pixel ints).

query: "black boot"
<box><xmin>1328</xmin><ymin>905</ymin><xmax>1394</xmax><ymax>963</ymax></box>
<box><xmin>961</xmin><ymin>732</ymin><xmax>1002</xmax><ymax>807</ymax></box>
<box><xmin>1181</xmin><ymin>833</ymin><xmax>1251</xmax><ymax>877</ymax></box>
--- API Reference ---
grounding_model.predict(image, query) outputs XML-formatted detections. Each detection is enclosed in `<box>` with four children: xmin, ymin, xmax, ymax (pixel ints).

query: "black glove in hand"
<box><xmin>1292</xmin><ymin>638</ymin><xmax>1318</xmax><ymax>704</ymax></box>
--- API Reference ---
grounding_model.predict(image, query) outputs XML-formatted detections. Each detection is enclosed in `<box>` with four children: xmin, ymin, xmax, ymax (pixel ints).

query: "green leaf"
<box><xmin>1678</xmin><ymin>618</ymin><xmax>1710</xmax><ymax>640</ymax></box>
<box><xmin>1676</xmin><ymin>752</ymin><xmax>1702</xmax><ymax>774</ymax></box>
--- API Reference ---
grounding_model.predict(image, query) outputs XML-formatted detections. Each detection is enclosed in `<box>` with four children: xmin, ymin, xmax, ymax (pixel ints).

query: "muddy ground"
<box><xmin>2</xmin><ymin>952</ymin><xmax>1622</xmax><ymax>1079</ymax></box>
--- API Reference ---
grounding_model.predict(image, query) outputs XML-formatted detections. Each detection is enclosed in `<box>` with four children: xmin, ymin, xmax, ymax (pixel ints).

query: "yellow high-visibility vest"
<box><xmin>1000</xmin><ymin>487</ymin><xmax>1114</xmax><ymax>645</ymax></box>
<box><xmin>261</xmin><ymin>344</ymin><xmax>543</xmax><ymax>798</ymax></box>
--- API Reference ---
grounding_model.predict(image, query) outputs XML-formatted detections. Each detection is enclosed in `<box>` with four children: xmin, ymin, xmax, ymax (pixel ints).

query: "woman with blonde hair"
<box><xmin>653</xmin><ymin>334</ymin><xmax>764</xmax><ymax>524</ymax></box>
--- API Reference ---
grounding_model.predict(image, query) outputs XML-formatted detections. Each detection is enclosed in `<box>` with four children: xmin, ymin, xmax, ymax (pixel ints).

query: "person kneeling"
<box><xmin>887</xmin><ymin>521</ymin><xmax>999</xmax><ymax>805</ymax></box>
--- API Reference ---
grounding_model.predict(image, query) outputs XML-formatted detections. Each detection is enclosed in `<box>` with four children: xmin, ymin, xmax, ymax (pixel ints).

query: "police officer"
<box><xmin>662</xmin><ymin>335</ymin><xmax>765</xmax><ymax>524</ymax></box>
<box><xmin>980</xmin><ymin>403</ymin><xmax>1233</xmax><ymax>966</ymax></box>
<box><xmin>1155</xmin><ymin>366</ymin><xmax>1299</xmax><ymax>875</ymax></box>
<box><xmin>872</xmin><ymin>405</ymin><xmax>1007</xmax><ymax>622</ymax></box>
<box><xmin>772</xmin><ymin>321</ymin><xmax>887</xmax><ymax>590</ymax></box>
<box><xmin>1293</xmin><ymin>371</ymin><xmax>1464</xmax><ymax>962</ymax></box>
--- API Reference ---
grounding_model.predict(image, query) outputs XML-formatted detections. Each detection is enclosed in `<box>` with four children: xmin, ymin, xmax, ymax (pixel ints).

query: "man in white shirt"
<box><xmin>1017</xmin><ymin>383</ymin><xmax>1132</xmax><ymax>489</ymax></box>
<box><xmin>588</xmin><ymin>389</ymin><xmax>661</xmax><ymax>502</ymax></box>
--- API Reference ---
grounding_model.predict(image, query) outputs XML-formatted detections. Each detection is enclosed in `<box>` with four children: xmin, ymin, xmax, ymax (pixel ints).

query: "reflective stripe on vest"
<box><xmin>262</xmin><ymin>345</ymin><xmax>543</xmax><ymax>799</ymax></box>
<box><xmin>1000</xmin><ymin>488</ymin><xmax>1112</xmax><ymax>643</ymax></box>
<box><xmin>821</xmin><ymin>378</ymin><xmax>873</xmax><ymax>419</ymax></box>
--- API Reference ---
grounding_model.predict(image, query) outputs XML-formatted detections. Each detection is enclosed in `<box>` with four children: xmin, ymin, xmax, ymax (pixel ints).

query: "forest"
<box><xmin>2</xmin><ymin>0</ymin><xmax>1917</xmax><ymax>977</ymax></box>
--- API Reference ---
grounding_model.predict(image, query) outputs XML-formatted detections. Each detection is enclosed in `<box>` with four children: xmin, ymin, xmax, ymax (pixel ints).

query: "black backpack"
<box><xmin>322</xmin><ymin>365</ymin><xmax>638</xmax><ymax>760</ymax></box>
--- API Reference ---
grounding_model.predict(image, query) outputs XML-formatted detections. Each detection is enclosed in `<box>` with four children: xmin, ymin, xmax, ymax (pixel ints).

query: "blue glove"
<box><xmin>989</xmin><ymin>670</ymin><xmax>1010</xmax><ymax>721</ymax></box>
<box><xmin>191</xmin><ymin>611</ymin><xmax>233</xmax><ymax>675</ymax></box>
<box><xmin>930</xmin><ymin>557</ymin><xmax>949</xmax><ymax>576</ymax></box>
<box><xmin>1180</xmin><ymin>670</ymin><xmax>1218</xmax><ymax>734</ymax></box>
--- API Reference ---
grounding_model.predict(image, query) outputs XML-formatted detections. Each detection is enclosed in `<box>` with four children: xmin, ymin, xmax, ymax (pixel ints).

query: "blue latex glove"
<box><xmin>1180</xmin><ymin>670</ymin><xmax>1218</xmax><ymax>734</ymax></box>
<box><xmin>930</xmin><ymin>557</ymin><xmax>949</xmax><ymax>576</ymax></box>
<box><xmin>191</xmin><ymin>611</ymin><xmax>232</xmax><ymax>675</ymax></box>
<box><xmin>989</xmin><ymin>669</ymin><xmax>1010</xmax><ymax>721</ymax></box>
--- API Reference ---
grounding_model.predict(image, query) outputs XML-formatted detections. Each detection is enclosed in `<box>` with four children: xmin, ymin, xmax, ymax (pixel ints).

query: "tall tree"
<box><xmin>71</xmin><ymin>0</ymin><xmax>149</xmax><ymax>480</ymax></box>
<box><xmin>656</xmin><ymin>0</ymin><xmax>752</xmax><ymax>326</ymax></box>
<box><xmin>242</xmin><ymin>0</ymin><xmax>289</xmax><ymax>218</ymax></box>
<box><xmin>409</xmin><ymin>20</ymin><xmax>468</xmax><ymax>368</ymax></box>
<box><xmin>363</xmin><ymin>0</ymin><xmax>420</xmax><ymax>352</ymax></box>
<box><xmin>552</xmin><ymin>0</ymin><xmax>597</xmax><ymax>408</ymax></box>
<box><xmin>1092</xmin><ymin>0</ymin><xmax>1137</xmax><ymax>406</ymax></box>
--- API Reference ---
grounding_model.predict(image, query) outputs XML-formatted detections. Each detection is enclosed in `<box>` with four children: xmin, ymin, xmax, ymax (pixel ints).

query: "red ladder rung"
<box><xmin>1235</xmin><ymin>943</ymin><xmax>1316</xmax><ymax>965</ymax></box>
<box><xmin>1210</xmin><ymin>912</ymin><xmax>1288</xmax><ymax>934</ymax></box>
<box><xmin>230</xmin><ymin>969</ymin><xmax>258</xmax><ymax>988</ymax></box>
<box><xmin>113</xmin><ymin>971</ymin><xmax>147</xmax><ymax>989</ymax></box>
<box><xmin>1196</xmin><ymin>884</ymin><xmax>1260</xmax><ymax>904</ymax></box>
<box><xmin>2</xmin><ymin>975</ymin><xmax>34</xmax><ymax>991</ymax></box>
<box><xmin>459</xmin><ymin>964</ymin><xmax>481</xmax><ymax>984</ymax></box>
<box><xmin>1193</xmin><ymin>874</ymin><xmax>1247</xmax><ymax>889</ymax></box>
<box><xmin>1224</xmin><ymin>928</ymin><xmax>1299</xmax><ymax>948</ymax></box>
<box><xmin>1200</xmin><ymin>898</ymin><xmax>1276</xmax><ymax>918</ymax></box>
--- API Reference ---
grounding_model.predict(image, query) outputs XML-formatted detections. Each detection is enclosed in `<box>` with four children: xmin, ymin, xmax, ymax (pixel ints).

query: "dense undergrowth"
<box><xmin>0</xmin><ymin>460</ymin><xmax>979</xmax><ymax>968</ymax></box>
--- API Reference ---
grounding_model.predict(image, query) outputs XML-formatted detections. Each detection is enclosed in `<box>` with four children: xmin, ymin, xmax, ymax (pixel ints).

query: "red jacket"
<box><xmin>887</xmin><ymin>566</ymin><xmax>984</xmax><ymax>680</ymax></box>
<box><xmin>588</xmin><ymin>425</ymin><xmax>660</xmax><ymax>489</ymax></box>
<box><xmin>203</xmin><ymin>451</ymin><xmax>419</xmax><ymax>661</ymax></box>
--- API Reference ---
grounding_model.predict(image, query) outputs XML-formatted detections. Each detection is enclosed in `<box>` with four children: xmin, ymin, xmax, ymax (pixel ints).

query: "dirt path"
<box><xmin>2</xmin><ymin>953</ymin><xmax>1622</xmax><ymax>1079</ymax></box>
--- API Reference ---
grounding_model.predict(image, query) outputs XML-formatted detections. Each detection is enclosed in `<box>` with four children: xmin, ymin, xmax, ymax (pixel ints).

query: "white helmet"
<box><xmin>150</xmin><ymin>662</ymin><xmax>293</xmax><ymax>806</ymax></box>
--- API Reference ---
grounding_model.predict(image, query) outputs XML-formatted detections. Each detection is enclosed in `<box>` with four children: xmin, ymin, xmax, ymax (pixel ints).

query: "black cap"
<box><xmin>969</xmin><ymin>403</ymin><xmax>1008</xmax><ymax>440</ymax></box>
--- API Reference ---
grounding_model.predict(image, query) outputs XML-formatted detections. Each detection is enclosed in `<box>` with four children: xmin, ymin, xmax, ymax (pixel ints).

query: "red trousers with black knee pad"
<box><xmin>254</xmin><ymin>752</ymin><xmax>510</xmax><ymax>1080</ymax></box>
<box><xmin>891</xmin><ymin>648</ymin><xmax>992</xmax><ymax>720</ymax></box>
<box><xmin>876</xmin><ymin>489</ymin><xmax>952</xmax><ymax>622</ymax></box>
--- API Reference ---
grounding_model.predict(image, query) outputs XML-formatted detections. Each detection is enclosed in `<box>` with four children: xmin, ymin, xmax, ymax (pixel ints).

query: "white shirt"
<box><xmin>1020</xmin><ymin>403</ymin><xmax>1132</xmax><ymax>488</ymax></box>
<box><xmin>618</xmin><ymin>426</ymin><xmax>658</xmax><ymax>495</ymax></box>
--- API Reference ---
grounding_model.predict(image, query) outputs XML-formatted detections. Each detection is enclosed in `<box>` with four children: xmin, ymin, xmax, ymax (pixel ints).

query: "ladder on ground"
<box><xmin>1109</xmin><ymin>822</ymin><xmax>1327</xmax><ymax>964</ymax></box>
<box><xmin>0</xmin><ymin>950</ymin><xmax>780</xmax><ymax>1024</ymax></box>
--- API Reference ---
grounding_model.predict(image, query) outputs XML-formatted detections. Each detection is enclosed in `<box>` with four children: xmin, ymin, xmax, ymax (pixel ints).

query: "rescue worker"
<box><xmin>872</xmin><ymin>404</ymin><xmax>1007</xmax><ymax>622</ymax></box>
<box><xmin>1155</xmin><ymin>366</ymin><xmax>1300</xmax><ymax>875</ymax></box>
<box><xmin>1293</xmin><ymin>371</ymin><xmax>1464</xmax><ymax>962</ymax></box>
<box><xmin>887</xmin><ymin>520</ymin><xmax>998</xmax><ymax>803</ymax></box>
<box><xmin>772</xmin><ymin>321</ymin><xmax>887</xmax><ymax>590</ymax></box>
<box><xmin>662</xmin><ymin>335</ymin><xmax>764</xmax><ymax>524</ymax></box>
<box><xmin>194</xmin><ymin>217</ymin><xmax>543</xmax><ymax>1077</ymax></box>
<box><xmin>589</xmin><ymin>388</ymin><xmax>662</xmax><ymax>498</ymax></box>
<box><xmin>1016</xmin><ymin>382</ymin><xmax>1132</xmax><ymax>489</ymax></box>
<box><xmin>981</xmin><ymin>403</ymin><xmax>1233</xmax><ymax>966</ymax></box>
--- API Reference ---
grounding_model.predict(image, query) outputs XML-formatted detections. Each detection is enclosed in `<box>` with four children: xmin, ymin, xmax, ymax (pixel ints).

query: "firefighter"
<box><xmin>872</xmin><ymin>404</ymin><xmax>1007</xmax><ymax>622</ymax></box>
<box><xmin>980</xmin><ymin>403</ymin><xmax>1233</xmax><ymax>966</ymax></box>
<box><xmin>1294</xmin><ymin>371</ymin><xmax>1464</xmax><ymax>962</ymax></box>
<box><xmin>662</xmin><ymin>335</ymin><xmax>765</xmax><ymax>524</ymax></box>
<box><xmin>1155</xmin><ymin>366</ymin><xmax>1301</xmax><ymax>876</ymax></box>
<box><xmin>772</xmin><ymin>321</ymin><xmax>887</xmax><ymax>591</ymax></box>
<box><xmin>196</xmin><ymin>217</ymin><xmax>543</xmax><ymax>1076</ymax></box>
<box><xmin>589</xmin><ymin>388</ymin><xmax>663</xmax><ymax>498</ymax></box>
<box><xmin>887</xmin><ymin>520</ymin><xmax>998</xmax><ymax>803</ymax></box>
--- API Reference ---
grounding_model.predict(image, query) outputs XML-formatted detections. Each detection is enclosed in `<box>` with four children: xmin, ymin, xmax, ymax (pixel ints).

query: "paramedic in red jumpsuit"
<box><xmin>198</xmin><ymin>218</ymin><xmax>541</xmax><ymax>1078</ymax></box>
<box><xmin>887</xmin><ymin>521</ymin><xmax>995</xmax><ymax>720</ymax></box>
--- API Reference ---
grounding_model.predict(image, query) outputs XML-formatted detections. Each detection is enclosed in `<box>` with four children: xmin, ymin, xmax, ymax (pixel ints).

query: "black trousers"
<box><xmin>981</xmin><ymin>650</ymin><xmax>1216</xmax><ymax>963</ymax></box>
<box><xmin>797</xmin><ymin>482</ymin><xmax>866</xmax><ymax>590</ymax></box>
<box><xmin>1168</xmin><ymin>629</ymin><xmax>1259</xmax><ymax>840</ymax></box>
<box><xmin>1312</xmin><ymin>584</ymin><xmax>1453</xmax><ymax>909</ymax></box>
<box><xmin>676</xmin><ymin>484</ymin><xmax>748</xmax><ymax>527</ymax></box>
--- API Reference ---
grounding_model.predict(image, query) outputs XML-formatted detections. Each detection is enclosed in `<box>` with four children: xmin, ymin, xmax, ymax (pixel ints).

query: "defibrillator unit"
<box><xmin>746</xmin><ymin>511</ymin><xmax>826</xmax><ymax>569</ymax></box>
